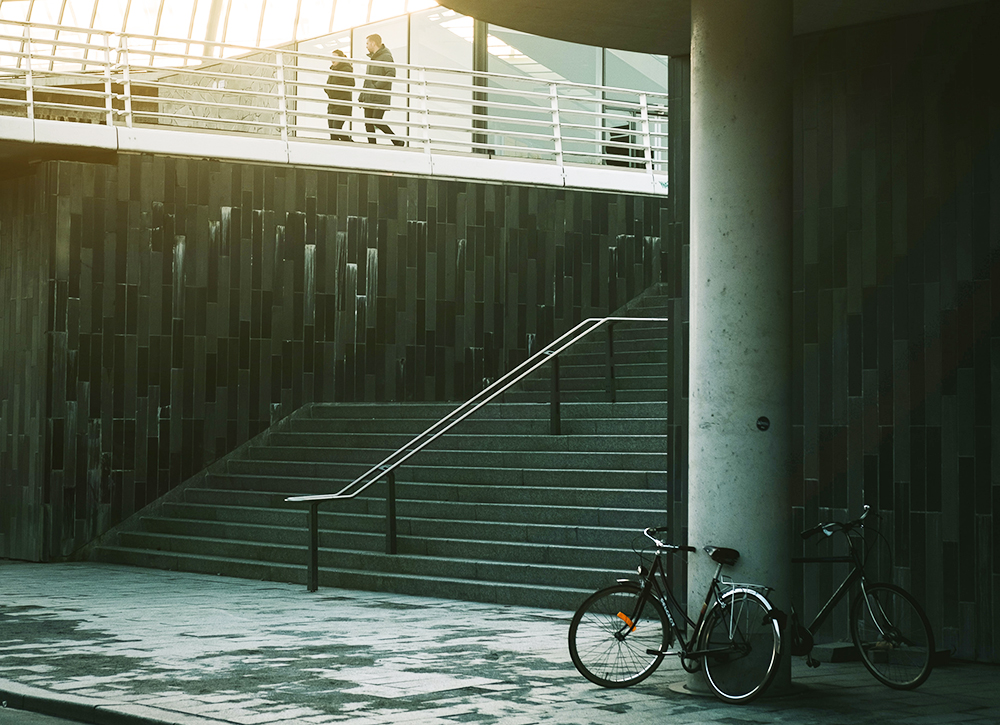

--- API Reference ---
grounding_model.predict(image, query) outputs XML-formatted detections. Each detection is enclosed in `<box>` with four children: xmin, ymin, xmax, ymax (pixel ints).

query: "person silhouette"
<box><xmin>359</xmin><ymin>34</ymin><xmax>403</xmax><ymax>146</ymax></box>
<box><xmin>324</xmin><ymin>49</ymin><xmax>354</xmax><ymax>142</ymax></box>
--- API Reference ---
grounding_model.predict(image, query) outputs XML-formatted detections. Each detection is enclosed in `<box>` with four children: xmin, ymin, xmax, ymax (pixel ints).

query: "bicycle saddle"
<box><xmin>704</xmin><ymin>546</ymin><xmax>740</xmax><ymax>566</ymax></box>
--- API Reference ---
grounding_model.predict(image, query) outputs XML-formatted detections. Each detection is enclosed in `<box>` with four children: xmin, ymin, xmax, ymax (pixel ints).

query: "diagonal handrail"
<box><xmin>285</xmin><ymin>313</ymin><xmax>668</xmax><ymax>592</ymax></box>
<box><xmin>285</xmin><ymin>315</ymin><xmax>667</xmax><ymax>506</ymax></box>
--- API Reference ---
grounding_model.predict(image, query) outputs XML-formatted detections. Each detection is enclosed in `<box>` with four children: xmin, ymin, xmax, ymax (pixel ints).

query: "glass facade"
<box><xmin>1</xmin><ymin>0</ymin><xmax>668</xmax><ymax>158</ymax></box>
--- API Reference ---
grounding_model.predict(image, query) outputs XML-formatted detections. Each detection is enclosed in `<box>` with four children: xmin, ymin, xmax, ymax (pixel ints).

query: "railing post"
<box><xmin>385</xmin><ymin>471</ymin><xmax>397</xmax><ymax>555</ymax></box>
<box><xmin>275</xmin><ymin>51</ymin><xmax>289</xmax><ymax>143</ymax></box>
<box><xmin>550</xmin><ymin>352</ymin><xmax>561</xmax><ymax>435</ymax></box>
<box><xmin>639</xmin><ymin>93</ymin><xmax>652</xmax><ymax>172</ymax></box>
<box><xmin>121</xmin><ymin>37</ymin><xmax>133</xmax><ymax>128</ymax></box>
<box><xmin>24</xmin><ymin>26</ymin><xmax>34</xmax><ymax>121</ymax></box>
<box><xmin>307</xmin><ymin>502</ymin><xmax>319</xmax><ymax>592</ymax></box>
<box><xmin>549</xmin><ymin>85</ymin><xmax>563</xmax><ymax>170</ymax></box>
<box><xmin>415</xmin><ymin>68</ymin><xmax>433</xmax><ymax>160</ymax></box>
<box><xmin>103</xmin><ymin>32</ymin><xmax>114</xmax><ymax>126</ymax></box>
<box><xmin>606</xmin><ymin>320</ymin><xmax>617</xmax><ymax>403</ymax></box>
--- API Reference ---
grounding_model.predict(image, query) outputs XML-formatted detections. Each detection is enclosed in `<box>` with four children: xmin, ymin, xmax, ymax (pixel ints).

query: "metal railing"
<box><xmin>0</xmin><ymin>20</ymin><xmax>668</xmax><ymax>190</ymax></box>
<box><xmin>285</xmin><ymin>315</ymin><xmax>668</xmax><ymax>592</ymax></box>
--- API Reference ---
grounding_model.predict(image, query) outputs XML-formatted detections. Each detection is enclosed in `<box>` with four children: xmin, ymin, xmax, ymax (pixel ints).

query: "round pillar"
<box><xmin>687</xmin><ymin>0</ymin><xmax>793</xmax><ymax>691</ymax></box>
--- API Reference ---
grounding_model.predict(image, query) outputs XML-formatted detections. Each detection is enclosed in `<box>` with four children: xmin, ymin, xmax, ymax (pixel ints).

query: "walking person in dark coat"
<box><xmin>325</xmin><ymin>49</ymin><xmax>354</xmax><ymax>142</ymax></box>
<box><xmin>360</xmin><ymin>34</ymin><xmax>403</xmax><ymax>146</ymax></box>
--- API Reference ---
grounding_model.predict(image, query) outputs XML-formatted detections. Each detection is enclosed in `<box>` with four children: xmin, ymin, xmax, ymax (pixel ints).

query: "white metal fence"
<box><xmin>0</xmin><ymin>20</ymin><xmax>668</xmax><ymax>193</ymax></box>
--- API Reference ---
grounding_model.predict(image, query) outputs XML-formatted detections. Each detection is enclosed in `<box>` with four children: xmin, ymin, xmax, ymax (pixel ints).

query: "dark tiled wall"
<box><xmin>0</xmin><ymin>167</ymin><xmax>50</xmax><ymax>561</ymax></box>
<box><xmin>0</xmin><ymin>156</ymin><xmax>671</xmax><ymax>560</ymax></box>
<box><xmin>792</xmin><ymin>1</ymin><xmax>1000</xmax><ymax>660</ymax></box>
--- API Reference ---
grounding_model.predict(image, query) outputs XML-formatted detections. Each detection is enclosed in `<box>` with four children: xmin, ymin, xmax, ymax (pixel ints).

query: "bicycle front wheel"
<box><xmin>699</xmin><ymin>589</ymin><xmax>782</xmax><ymax>704</ymax></box>
<box><xmin>850</xmin><ymin>582</ymin><xmax>934</xmax><ymax>689</ymax></box>
<box><xmin>568</xmin><ymin>583</ymin><xmax>671</xmax><ymax>688</ymax></box>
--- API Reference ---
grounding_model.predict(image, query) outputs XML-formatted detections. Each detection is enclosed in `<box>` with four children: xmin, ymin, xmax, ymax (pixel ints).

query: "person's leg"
<box><xmin>331</xmin><ymin>117</ymin><xmax>349</xmax><ymax>142</ymax></box>
<box><xmin>364</xmin><ymin>106</ymin><xmax>379</xmax><ymax>143</ymax></box>
<box><xmin>371</xmin><ymin>107</ymin><xmax>402</xmax><ymax>146</ymax></box>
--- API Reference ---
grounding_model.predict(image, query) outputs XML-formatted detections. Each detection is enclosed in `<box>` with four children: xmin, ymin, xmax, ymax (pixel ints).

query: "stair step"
<box><xmin>134</xmin><ymin>517</ymin><xmax>642</xmax><ymax>569</ymax></box>
<box><xmin>263</xmin><ymin>432</ymin><xmax>666</xmax><ymax>453</ymax></box>
<box><xmin>93</xmin><ymin>545</ymin><xmax>597</xmax><ymax>609</ymax></box>
<box><xmin>111</xmin><ymin>532</ymin><xmax>626</xmax><ymax>591</ymax></box>
<box><xmin>206</xmin><ymin>466</ymin><xmax>669</xmax><ymax>491</ymax></box>
<box><xmin>238</xmin><ymin>448</ymin><xmax>668</xmax><ymax>471</ymax></box>
<box><xmin>188</xmin><ymin>483</ymin><xmax>669</xmax><ymax>509</ymax></box>
<box><xmin>166</xmin><ymin>496</ymin><xmax>657</xmax><ymax>529</ymax></box>
<box><xmin>94</xmin><ymin>284</ymin><xmax>675</xmax><ymax>612</ymax></box>
<box><xmin>287</xmin><ymin>416</ymin><xmax>667</xmax><ymax>435</ymax></box>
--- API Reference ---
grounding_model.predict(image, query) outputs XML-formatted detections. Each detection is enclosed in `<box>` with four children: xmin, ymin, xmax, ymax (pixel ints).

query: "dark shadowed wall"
<box><xmin>0</xmin><ymin>158</ymin><xmax>673</xmax><ymax>562</ymax></box>
<box><xmin>791</xmin><ymin>0</ymin><xmax>1000</xmax><ymax>661</ymax></box>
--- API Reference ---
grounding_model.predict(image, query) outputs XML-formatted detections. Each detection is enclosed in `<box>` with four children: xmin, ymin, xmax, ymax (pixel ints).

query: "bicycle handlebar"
<box><xmin>800</xmin><ymin>505</ymin><xmax>874</xmax><ymax>540</ymax></box>
<box><xmin>643</xmin><ymin>527</ymin><xmax>697</xmax><ymax>553</ymax></box>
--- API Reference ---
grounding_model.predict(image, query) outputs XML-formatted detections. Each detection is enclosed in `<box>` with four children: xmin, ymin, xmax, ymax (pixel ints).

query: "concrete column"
<box><xmin>687</xmin><ymin>0</ymin><xmax>793</xmax><ymax>689</ymax></box>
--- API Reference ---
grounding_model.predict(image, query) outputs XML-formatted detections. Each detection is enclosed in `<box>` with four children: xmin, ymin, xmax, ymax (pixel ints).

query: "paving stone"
<box><xmin>0</xmin><ymin>561</ymin><xmax>998</xmax><ymax>725</ymax></box>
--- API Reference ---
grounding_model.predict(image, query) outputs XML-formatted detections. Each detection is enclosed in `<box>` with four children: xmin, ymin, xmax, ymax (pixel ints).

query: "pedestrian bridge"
<box><xmin>0</xmin><ymin>19</ymin><xmax>669</xmax><ymax>195</ymax></box>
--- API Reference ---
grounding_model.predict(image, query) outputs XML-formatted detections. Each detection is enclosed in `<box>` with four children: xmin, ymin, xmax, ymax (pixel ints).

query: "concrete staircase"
<box><xmin>91</xmin><ymin>288</ymin><xmax>671</xmax><ymax>611</ymax></box>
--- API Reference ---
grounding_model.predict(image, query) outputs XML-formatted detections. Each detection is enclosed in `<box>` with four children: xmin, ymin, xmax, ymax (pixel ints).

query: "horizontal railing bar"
<box><xmin>3</xmin><ymin>18</ymin><xmax>668</xmax><ymax>186</ymax></box>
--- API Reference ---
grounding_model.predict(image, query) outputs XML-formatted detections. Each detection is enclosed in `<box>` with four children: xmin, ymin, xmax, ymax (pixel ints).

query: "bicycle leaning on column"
<box><xmin>789</xmin><ymin>505</ymin><xmax>935</xmax><ymax>690</ymax></box>
<box><xmin>567</xmin><ymin>526</ymin><xmax>783</xmax><ymax>704</ymax></box>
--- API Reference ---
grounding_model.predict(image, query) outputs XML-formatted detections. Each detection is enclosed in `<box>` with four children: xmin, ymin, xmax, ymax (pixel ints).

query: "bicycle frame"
<box><xmin>621</xmin><ymin>545</ymin><xmax>738</xmax><ymax>661</ymax></box>
<box><xmin>794</xmin><ymin>509</ymin><xmax>876</xmax><ymax>639</ymax></box>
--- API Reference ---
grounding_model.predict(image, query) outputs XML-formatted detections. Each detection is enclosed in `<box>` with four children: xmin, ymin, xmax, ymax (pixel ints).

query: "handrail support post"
<box><xmin>550</xmin><ymin>354</ymin><xmax>561</xmax><ymax>435</ymax></box>
<box><xmin>307</xmin><ymin>502</ymin><xmax>319</xmax><ymax>592</ymax></box>
<box><xmin>386</xmin><ymin>471</ymin><xmax>397</xmax><ymax>555</ymax></box>
<box><xmin>606</xmin><ymin>320</ymin><xmax>617</xmax><ymax>402</ymax></box>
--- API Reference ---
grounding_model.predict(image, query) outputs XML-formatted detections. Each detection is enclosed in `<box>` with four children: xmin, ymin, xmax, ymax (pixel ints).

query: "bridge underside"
<box><xmin>0</xmin><ymin>117</ymin><xmax>667</xmax><ymax>196</ymax></box>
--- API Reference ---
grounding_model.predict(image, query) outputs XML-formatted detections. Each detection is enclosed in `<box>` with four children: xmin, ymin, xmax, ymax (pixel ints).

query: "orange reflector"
<box><xmin>617</xmin><ymin>612</ymin><xmax>636</xmax><ymax>631</ymax></box>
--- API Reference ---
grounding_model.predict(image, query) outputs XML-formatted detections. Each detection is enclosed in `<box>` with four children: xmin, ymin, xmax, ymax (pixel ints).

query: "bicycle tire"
<box><xmin>850</xmin><ymin>582</ymin><xmax>934</xmax><ymax>690</ymax></box>
<box><xmin>699</xmin><ymin>588</ymin><xmax>782</xmax><ymax>704</ymax></box>
<box><xmin>568</xmin><ymin>583</ymin><xmax>671</xmax><ymax>688</ymax></box>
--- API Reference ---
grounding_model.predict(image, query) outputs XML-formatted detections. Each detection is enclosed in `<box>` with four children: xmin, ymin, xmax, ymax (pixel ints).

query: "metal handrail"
<box><xmin>0</xmin><ymin>18</ymin><xmax>669</xmax><ymax>186</ymax></box>
<box><xmin>286</xmin><ymin>314</ymin><xmax>668</xmax><ymax>591</ymax></box>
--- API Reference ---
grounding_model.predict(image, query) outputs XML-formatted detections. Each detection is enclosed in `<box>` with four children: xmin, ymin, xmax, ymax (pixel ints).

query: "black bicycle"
<box><xmin>790</xmin><ymin>505</ymin><xmax>934</xmax><ymax>689</ymax></box>
<box><xmin>568</xmin><ymin>527</ymin><xmax>783</xmax><ymax>704</ymax></box>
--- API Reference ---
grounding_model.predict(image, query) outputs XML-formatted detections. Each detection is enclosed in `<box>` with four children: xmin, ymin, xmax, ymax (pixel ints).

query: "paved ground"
<box><xmin>1</xmin><ymin>561</ymin><xmax>998</xmax><ymax>725</ymax></box>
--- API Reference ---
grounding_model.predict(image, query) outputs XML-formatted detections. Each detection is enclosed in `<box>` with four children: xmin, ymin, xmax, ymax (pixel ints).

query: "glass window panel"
<box><xmin>92</xmin><ymin>0</ymin><xmax>129</xmax><ymax>32</ymax></box>
<box><xmin>604</xmin><ymin>49</ymin><xmax>668</xmax><ymax>169</ymax></box>
<box><xmin>0</xmin><ymin>1</ymin><xmax>32</xmax><ymax>22</ymax></box>
<box><xmin>604</xmin><ymin>49</ymin><xmax>668</xmax><ymax>95</ymax></box>
<box><xmin>295</xmin><ymin>0</ymin><xmax>335</xmax><ymax>40</ymax></box>
<box><xmin>370</xmin><ymin>0</ymin><xmax>403</xmax><ymax>20</ymax></box>
<box><xmin>333</xmin><ymin>0</ymin><xmax>370</xmax><ymax>32</ymax></box>
<box><xmin>120</xmin><ymin>1</ymin><xmax>160</xmax><ymax>37</ymax></box>
<box><xmin>486</xmin><ymin>25</ymin><xmax>601</xmax><ymax>162</ymax></box>
<box><xmin>223</xmin><ymin>0</ymin><xmax>262</xmax><ymax>46</ymax></box>
<box><xmin>188</xmin><ymin>0</ymin><xmax>216</xmax><ymax>47</ymax></box>
<box><xmin>156</xmin><ymin>0</ymin><xmax>195</xmax><ymax>39</ymax></box>
<box><xmin>405</xmin><ymin>0</ymin><xmax>436</xmax><ymax>12</ymax></box>
<box><xmin>409</xmin><ymin>7</ymin><xmax>473</xmax><ymax>152</ymax></box>
<box><xmin>59</xmin><ymin>0</ymin><xmax>95</xmax><ymax>29</ymax></box>
<box><xmin>259</xmin><ymin>0</ymin><xmax>294</xmax><ymax>47</ymax></box>
<box><xmin>25</xmin><ymin>0</ymin><xmax>63</xmax><ymax>25</ymax></box>
<box><xmin>487</xmin><ymin>26</ymin><xmax>600</xmax><ymax>85</ymax></box>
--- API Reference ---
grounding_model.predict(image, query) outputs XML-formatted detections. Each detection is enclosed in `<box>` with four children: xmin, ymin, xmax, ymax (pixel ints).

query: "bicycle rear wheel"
<box><xmin>850</xmin><ymin>582</ymin><xmax>934</xmax><ymax>689</ymax></box>
<box><xmin>568</xmin><ymin>583</ymin><xmax>670</xmax><ymax>688</ymax></box>
<box><xmin>699</xmin><ymin>589</ymin><xmax>782</xmax><ymax>704</ymax></box>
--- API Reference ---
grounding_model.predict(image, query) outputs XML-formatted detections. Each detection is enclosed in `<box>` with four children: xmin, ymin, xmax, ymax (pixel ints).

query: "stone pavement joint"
<box><xmin>1</xmin><ymin>561</ymin><xmax>998</xmax><ymax>725</ymax></box>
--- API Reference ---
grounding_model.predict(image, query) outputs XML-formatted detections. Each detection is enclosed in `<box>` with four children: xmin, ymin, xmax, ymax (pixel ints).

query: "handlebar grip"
<box><xmin>682</xmin><ymin>545</ymin><xmax>697</xmax><ymax>553</ymax></box>
<box><xmin>800</xmin><ymin>524</ymin><xmax>824</xmax><ymax>540</ymax></box>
